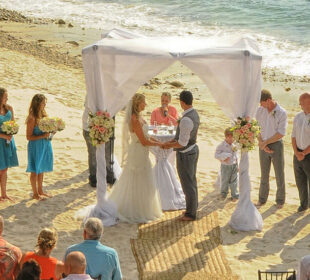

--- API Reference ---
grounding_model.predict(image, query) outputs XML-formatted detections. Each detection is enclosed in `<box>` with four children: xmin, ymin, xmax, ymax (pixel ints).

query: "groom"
<box><xmin>162</xmin><ymin>90</ymin><xmax>200</xmax><ymax>221</ymax></box>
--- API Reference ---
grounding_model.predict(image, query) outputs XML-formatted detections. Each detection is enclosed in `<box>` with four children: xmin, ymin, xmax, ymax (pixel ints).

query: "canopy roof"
<box><xmin>82</xmin><ymin>28</ymin><xmax>262</xmax><ymax>119</ymax></box>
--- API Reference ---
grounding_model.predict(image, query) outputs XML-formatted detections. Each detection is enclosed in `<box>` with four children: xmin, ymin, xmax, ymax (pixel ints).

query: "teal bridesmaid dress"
<box><xmin>0</xmin><ymin>110</ymin><xmax>19</xmax><ymax>170</ymax></box>
<box><xmin>26</xmin><ymin>126</ymin><xmax>53</xmax><ymax>174</ymax></box>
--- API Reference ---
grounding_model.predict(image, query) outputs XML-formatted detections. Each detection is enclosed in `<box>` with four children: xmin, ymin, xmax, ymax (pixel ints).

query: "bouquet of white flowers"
<box><xmin>231</xmin><ymin>117</ymin><xmax>260</xmax><ymax>152</ymax></box>
<box><xmin>1</xmin><ymin>120</ymin><xmax>19</xmax><ymax>135</ymax></box>
<box><xmin>39</xmin><ymin>117</ymin><xmax>65</xmax><ymax>133</ymax></box>
<box><xmin>1</xmin><ymin>120</ymin><xmax>19</xmax><ymax>145</ymax></box>
<box><xmin>88</xmin><ymin>110</ymin><xmax>114</xmax><ymax>146</ymax></box>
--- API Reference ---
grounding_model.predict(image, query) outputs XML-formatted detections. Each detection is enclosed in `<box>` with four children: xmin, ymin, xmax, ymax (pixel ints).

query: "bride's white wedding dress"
<box><xmin>108</xmin><ymin>124</ymin><xmax>163</xmax><ymax>223</ymax></box>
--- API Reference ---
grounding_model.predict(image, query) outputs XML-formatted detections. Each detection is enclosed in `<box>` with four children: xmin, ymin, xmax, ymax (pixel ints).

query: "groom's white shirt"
<box><xmin>178</xmin><ymin>107</ymin><xmax>196</xmax><ymax>153</ymax></box>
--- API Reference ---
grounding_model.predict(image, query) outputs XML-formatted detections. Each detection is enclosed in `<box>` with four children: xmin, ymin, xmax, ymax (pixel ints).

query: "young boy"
<box><xmin>215</xmin><ymin>128</ymin><xmax>239</xmax><ymax>201</ymax></box>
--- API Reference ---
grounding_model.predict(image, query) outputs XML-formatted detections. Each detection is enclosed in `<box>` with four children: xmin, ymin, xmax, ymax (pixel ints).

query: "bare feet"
<box><xmin>179</xmin><ymin>215</ymin><xmax>195</xmax><ymax>221</ymax></box>
<box><xmin>231</xmin><ymin>198</ymin><xmax>238</xmax><ymax>202</ymax></box>
<box><xmin>32</xmin><ymin>194</ymin><xmax>46</xmax><ymax>201</ymax></box>
<box><xmin>276</xmin><ymin>204</ymin><xmax>284</xmax><ymax>209</ymax></box>
<box><xmin>255</xmin><ymin>201</ymin><xmax>266</xmax><ymax>207</ymax></box>
<box><xmin>39</xmin><ymin>192</ymin><xmax>52</xmax><ymax>198</ymax></box>
<box><xmin>0</xmin><ymin>195</ymin><xmax>14</xmax><ymax>202</ymax></box>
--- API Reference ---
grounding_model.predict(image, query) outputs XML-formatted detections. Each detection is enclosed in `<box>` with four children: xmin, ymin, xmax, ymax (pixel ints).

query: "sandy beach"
<box><xmin>1</xmin><ymin>8</ymin><xmax>310</xmax><ymax>280</ymax></box>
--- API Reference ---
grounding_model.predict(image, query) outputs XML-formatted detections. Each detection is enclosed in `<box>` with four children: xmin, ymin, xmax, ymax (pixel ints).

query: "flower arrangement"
<box><xmin>1</xmin><ymin>120</ymin><xmax>19</xmax><ymax>145</ymax></box>
<box><xmin>230</xmin><ymin>117</ymin><xmax>260</xmax><ymax>152</ymax></box>
<box><xmin>1</xmin><ymin>120</ymin><xmax>19</xmax><ymax>135</ymax></box>
<box><xmin>88</xmin><ymin>110</ymin><xmax>114</xmax><ymax>146</ymax></box>
<box><xmin>39</xmin><ymin>117</ymin><xmax>66</xmax><ymax>133</ymax></box>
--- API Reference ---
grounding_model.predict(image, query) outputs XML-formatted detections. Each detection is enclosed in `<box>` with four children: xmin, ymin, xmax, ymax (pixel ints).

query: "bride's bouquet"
<box><xmin>39</xmin><ymin>117</ymin><xmax>66</xmax><ymax>133</ymax></box>
<box><xmin>1</xmin><ymin>120</ymin><xmax>19</xmax><ymax>145</ymax></box>
<box><xmin>231</xmin><ymin>117</ymin><xmax>260</xmax><ymax>152</ymax></box>
<box><xmin>88</xmin><ymin>110</ymin><xmax>114</xmax><ymax>146</ymax></box>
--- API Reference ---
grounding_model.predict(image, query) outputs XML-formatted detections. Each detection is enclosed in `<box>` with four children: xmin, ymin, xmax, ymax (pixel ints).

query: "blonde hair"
<box><xmin>161</xmin><ymin>92</ymin><xmax>171</xmax><ymax>100</ymax></box>
<box><xmin>224</xmin><ymin>128</ymin><xmax>233</xmax><ymax>137</ymax></box>
<box><xmin>26</xmin><ymin>94</ymin><xmax>47</xmax><ymax>125</ymax></box>
<box><xmin>36</xmin><ymin>228</ymin><xmax>58</xmax><ymax>254</ymax></box>
<box><xmin>131</xmin><ymin>93</ymin><xmax>145</xmax><ymax>117</ymax></box>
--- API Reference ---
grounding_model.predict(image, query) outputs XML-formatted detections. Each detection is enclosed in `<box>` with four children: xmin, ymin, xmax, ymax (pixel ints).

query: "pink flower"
<box><xmin>245</xmin><ymin>116</ymin><xmax>250</xmax><ymax>122</ymax></box>
<box><xmin>99</xmin><ymin>127</ymin><xmax>106</xmax><ymax>133</ymax></box>
<box><xmin>104</xmin><ymin>112</ymin><xmax>111</xmax><ymax>118</ymax></box>
<box><xmin>248</xmin><ymin>132</ymin><xmax>253</xmax><ymax>137</ymax></box>
<box><xmin>96</xmin><ymin>111</ymin><xmax>104</xmax><ymax>116</ymax></box>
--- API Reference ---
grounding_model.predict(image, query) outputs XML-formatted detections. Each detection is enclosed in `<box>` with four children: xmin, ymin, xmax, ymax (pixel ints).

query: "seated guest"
<box><xmin>294</xmin><ymin>254</ymin><xmax>310</xmax><ymax>280</ymax></box>
<box><xmin>21</xmin><ymin>228</ymin><xmax>64</xmax><ymax>280</ymax></box>
<box><xmin>0</xmin><ymin>215</ymin><xmax>22</xmax><ymax>280</ymax></box>
<box><xmin>17</xmin><ymin>260</ymin><xmax>41</xmax><ymax>280</ymax></box>
<box><xmin>64</xmin><ymin>217</ymin><xmax>122</xmax><ymax>280</ymax></box>
<box><xmin>62</xmin><ymin>251</ymin><xmax>93</xmax><ymax>280</ymax></box>
<box><xmin>150</xmin><ymin>92</ymin><xmax>178</xmax><ymax>126</ymax></box>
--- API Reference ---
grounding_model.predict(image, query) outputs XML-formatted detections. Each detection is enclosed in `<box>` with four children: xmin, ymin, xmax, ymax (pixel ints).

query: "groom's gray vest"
<box><xmin>174</xmin><ymin>108</ymin><xmax>200</xmax><ymax>152</ymax></box>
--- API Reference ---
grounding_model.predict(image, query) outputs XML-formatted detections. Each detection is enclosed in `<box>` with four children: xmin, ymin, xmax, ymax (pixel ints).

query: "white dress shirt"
<box><xmin>62</xmin><ymin>274</ymin><xmax>93</xmax><ymax>280</ymax></box>
<box><xmin>215</xmin><ymin>140</ymin><xmax>238</xmax><ymax>165</ymax></box>
<box><xmin>291</xmin><ymin>111</ymin><xmax>310</xmax><ymax>150</ymax></box>
<box><xmin>255</xmin><ymin>103</ymin><xmax>287</xmax><ymax>141</ymax></box>
<box><xmin>178</xmin><ymin>108</ymin><xmax>196</xmax><ymax>153</ymax></box>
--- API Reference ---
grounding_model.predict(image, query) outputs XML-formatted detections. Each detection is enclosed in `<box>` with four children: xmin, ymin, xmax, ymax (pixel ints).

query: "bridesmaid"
<box><xmin>0</xmin><ymin>88</ymin><xmax>19</xmax><ymax>202</ymax></box>
<box><xmin>26</xmin><ymin>94</ymin><xmax>53</xmax><ymax>200</ymax></box>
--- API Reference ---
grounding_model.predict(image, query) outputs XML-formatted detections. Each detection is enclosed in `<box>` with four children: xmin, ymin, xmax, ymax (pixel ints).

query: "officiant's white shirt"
<box><xmin>291</xmin><ymin>111</ymin><xmax>310</xmax><ymax>150</ymax></box>
<box><xmin>178</xmin><ymin>107</ymin><xmax>196</xmax><ymax>153</ymax></box>
<box><xmin>255</xmin><ymin>103</ymin><xmax>287</xmax><ymax>141</ymax></box>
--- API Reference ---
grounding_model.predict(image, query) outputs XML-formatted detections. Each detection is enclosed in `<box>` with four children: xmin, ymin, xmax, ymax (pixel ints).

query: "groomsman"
<box><xmin>162</xmin><ymin>90</ymin><xmax>200</xmax><ymax>221</ymax></box>
<box><xmin>292</xmin><ymin>93</ymin><xmax>310</xmax><ymax>212</ymax></box>
<box><xmin>255</xmin><ymin>89</ymin><xmax>288</xmax><ymax>209</ymax></box>
<box><xmin>82</xmin><ymin>98</ymin><xmax>115</xmax><ymax>187</ymax></box>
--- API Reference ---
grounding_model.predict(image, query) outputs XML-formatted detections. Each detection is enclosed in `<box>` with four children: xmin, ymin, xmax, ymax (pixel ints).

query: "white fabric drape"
<box><xmin>81</xmin><ymin>29</ymin><xmax>263</xmax><ymax>229</ymax></box>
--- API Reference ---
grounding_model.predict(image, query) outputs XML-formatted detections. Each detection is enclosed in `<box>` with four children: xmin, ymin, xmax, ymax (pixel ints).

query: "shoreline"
<box><xmin>1</xmin><ymin>6</ymin><xmax>310</xmax><ymax>280</ymax></box>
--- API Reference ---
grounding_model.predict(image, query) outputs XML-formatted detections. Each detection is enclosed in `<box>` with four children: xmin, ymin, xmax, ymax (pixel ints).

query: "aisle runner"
<box><xmin>131</xmin><ymin>211</ymin><xmax>239</xmax><ymax>280</ymax></box>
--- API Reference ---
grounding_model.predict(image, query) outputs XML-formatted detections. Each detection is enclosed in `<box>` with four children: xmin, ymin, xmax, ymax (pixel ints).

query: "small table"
<box><xmin>148</xmin><ymin>126</ymin><xmax>185</xmax><ymax>211</ymax></box>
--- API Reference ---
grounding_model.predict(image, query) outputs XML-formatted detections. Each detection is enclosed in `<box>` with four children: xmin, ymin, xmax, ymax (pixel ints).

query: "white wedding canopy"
<box><xmin>81</xmin><ymin>28</ymin><xmax>263</xmax><ymax>230</ymax></box>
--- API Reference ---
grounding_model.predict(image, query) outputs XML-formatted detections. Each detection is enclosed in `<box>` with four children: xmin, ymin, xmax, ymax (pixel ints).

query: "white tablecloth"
<box><xmin>148</xmin><ymin>128</ymin><xmax>186</xmax><ymax>210</ymax></box>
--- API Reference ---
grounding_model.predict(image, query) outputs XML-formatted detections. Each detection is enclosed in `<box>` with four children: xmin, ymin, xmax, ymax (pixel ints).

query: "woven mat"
<box><xmin>138</xmin><ymin>210</ymin><xmax>221</xmax><ymax>243</ymax></box>
<box><xmin>131</xmin><ymin>211</ymin><xmax>239</xmax><ymax>280</ymax></box>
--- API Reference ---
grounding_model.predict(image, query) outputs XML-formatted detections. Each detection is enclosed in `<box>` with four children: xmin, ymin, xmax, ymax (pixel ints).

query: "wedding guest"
<box><xmin>17</xmin><ymin>260</ymin><xmax>41</xmax><ymax>280</ymax></box>
<box><xmin>215</xmin><ymin>128</ymin><xmax>239</xmax><ymax>201</ymax></box>
<box><xmin>26</xmin><ymin>94</ymin><xmax>53</xmax><ymax>200</ymax></box>
<box><xmin>292</xmin><ymin>92</ymin><xmax>310</xmax><ymax>213</ymax></box>
<box><xmin>150</xmin><ymin>92</ymin><xmax>178</xmax><ymax>126</ymax></box>
<box><xmin>64</xmin><ymin>217</ymin><xmax>122</xmax><ymax>280</ymax></box>
<box><xmin>62</xmin><ymin>251</ymin><xmax>93</xmax><ymax>280</ymax></box>
<box><xmin>295</xmin><ymin>254</ymin><xmax>310</xmax><ymax>280</ymax></box>
<box><xmin>82</xmin><ymin>98</ymin><xmax>116</xmax><ymax>187</ymax></box>
<box><xmin>255</xmin><ymin>89</ymin><xmax>287</xmax><ymax>209</ymax></box>
<box><xmin>0</xmin><ymin>215</ymin><xmax>22</xmax><ymax>279</ymax></box>
<box><xmin>162</xmin><ymin>90</ymin><xmax>200</xmax><ymax>221</ymax></box>
<box><xmin>0</xmin><ymin>87</ymin><xmax>19</xmax><ymax>202</ymax></box>
<box><xmin>21</xmin><ymin>228</ymin><xmax>64</xmax><ymax>280</ymax></box>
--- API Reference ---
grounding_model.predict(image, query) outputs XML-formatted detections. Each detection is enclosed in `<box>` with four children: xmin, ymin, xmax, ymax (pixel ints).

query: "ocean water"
<box><xmin>1</xmin><ymin>0</ymin><xmax>310</xmax><ymax>76</ymax></box>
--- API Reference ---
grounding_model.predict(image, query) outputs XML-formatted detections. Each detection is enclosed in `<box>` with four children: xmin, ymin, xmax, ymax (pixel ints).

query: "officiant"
<box><xmin>150</xmin><ymin>92</ymin><xmax>178</xmax><ymax>126</ymax></box>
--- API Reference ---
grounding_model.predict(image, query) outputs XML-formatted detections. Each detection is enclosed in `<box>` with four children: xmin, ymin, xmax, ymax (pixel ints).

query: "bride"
<box><xmin>108</xmin><ymin>93</ymin><xmax>163</xmax><ymax>223</ymax></box>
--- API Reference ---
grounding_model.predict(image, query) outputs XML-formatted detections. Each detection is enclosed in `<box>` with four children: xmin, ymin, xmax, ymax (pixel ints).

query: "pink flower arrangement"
<box><xmin>88</xmin><ymin>110</ymin><xmax>114</xmax><ymax>146</ymax></box>
<box><xmin>231</xmin><ymin>117</ymin><xmax>260</xmax><ymax>152</ymax></box>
